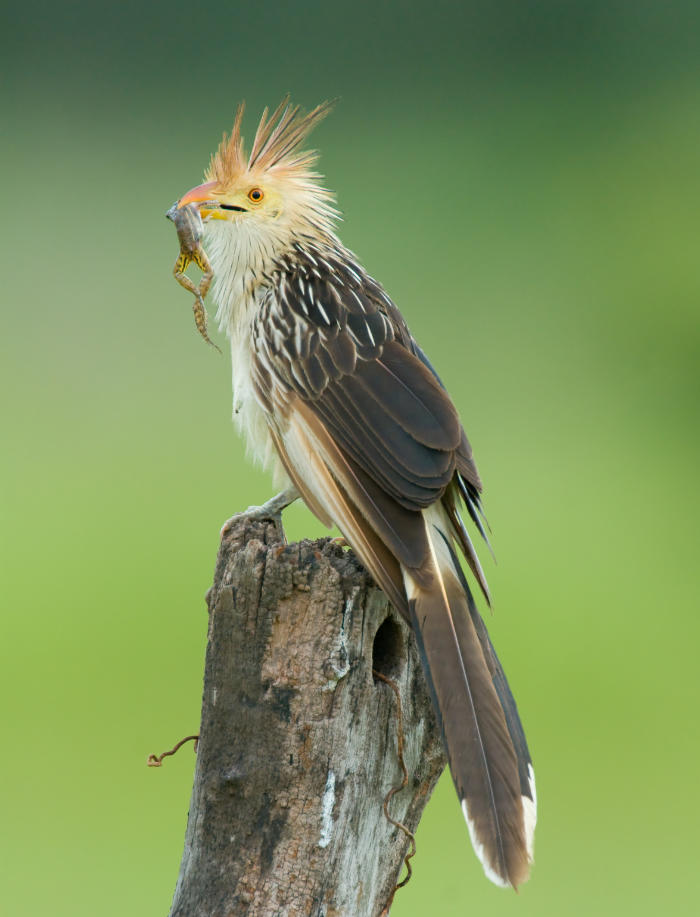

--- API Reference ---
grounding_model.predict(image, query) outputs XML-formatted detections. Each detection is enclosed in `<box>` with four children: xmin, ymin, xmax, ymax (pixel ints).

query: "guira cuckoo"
<box><xmin>175</xmin><ymin>99</ymin><xmax>536</xmax><ymax>888</ymax></box>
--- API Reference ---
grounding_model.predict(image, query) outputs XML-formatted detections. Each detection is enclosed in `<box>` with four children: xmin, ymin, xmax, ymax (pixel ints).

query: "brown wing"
<box><xmin>251</xmin><ymin>257</ymin><xmax>490</xmax><ymax>598</ymax></box>
<box><xmin>252</xmin><ymin>262</ymin><xmax>461</xmax><ymax>536</ymax></box>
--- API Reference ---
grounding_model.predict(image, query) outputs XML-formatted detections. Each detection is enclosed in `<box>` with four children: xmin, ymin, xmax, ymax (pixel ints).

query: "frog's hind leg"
<box><xmin>192</xmin><ymin>295</ymin><xmax>221</xmax><ymax>353</ymax></box>
<box><xmin>173</xmin><ymin>253</ymin><xmax>199</xmax><ymax>296</ymax></box>
<box><xmin>190</xmin><ymin>248</ymin><xmax>214</xmax><ymax>300</ymax></box>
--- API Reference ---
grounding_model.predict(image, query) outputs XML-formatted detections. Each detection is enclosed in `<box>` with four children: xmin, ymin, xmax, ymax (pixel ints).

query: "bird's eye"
<box><xmin>248</xmin><ymin>188</ymin><xmax>264</xmax><ymax>203</ymax></box>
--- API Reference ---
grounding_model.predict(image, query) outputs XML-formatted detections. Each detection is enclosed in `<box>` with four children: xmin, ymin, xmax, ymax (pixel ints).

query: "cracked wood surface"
<box><xmin>168</xmin><ymin>515</ymin><xmax>446</xmax><ymax>917</ymax></box>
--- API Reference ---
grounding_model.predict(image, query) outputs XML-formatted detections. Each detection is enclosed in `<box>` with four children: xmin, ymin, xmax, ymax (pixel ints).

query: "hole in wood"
<box><xmin>372</xmin><ymin>616</ymin><xmax>405</xmax><ymax>682</ymax></box>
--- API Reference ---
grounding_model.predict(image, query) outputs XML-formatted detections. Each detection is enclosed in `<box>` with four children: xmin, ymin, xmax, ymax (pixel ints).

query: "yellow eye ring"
<box><xmin>248</xmin><ymin>187</ymin><xmax>264</xmax><ymax>203</ymax></box>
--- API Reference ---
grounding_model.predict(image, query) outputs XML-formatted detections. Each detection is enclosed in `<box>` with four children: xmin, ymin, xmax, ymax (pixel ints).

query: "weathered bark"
<box><xmin>168</xmin><ymin>515</ymin><xmax>446</xmax><ymax>917</ymax></box>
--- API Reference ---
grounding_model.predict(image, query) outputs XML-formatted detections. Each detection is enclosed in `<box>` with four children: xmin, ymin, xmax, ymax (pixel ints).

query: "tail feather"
<box><xmin>457</xmin><ymin>473</ymin><xmax>494</xmax><ymax>550</ymax></box>
<box><xmin>440</xmin><ymin>532</ymin><xmax>537</xmax><ymax>861</ymax></box>
<box><xmin>403</xmin><ymin>506</ymin><xmax>535</xmax><ymax>888</ymax></box>
<box><xmin>443</xmin><ymin>488</ymin><xmax>491</xmax><ymax>604</ymax></box>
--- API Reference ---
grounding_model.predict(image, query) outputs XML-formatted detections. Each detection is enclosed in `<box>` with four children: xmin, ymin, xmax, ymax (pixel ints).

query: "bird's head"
<box><xmin>177</xmin><ymin>98</ymin><xmax>338</xmax><ymax>264</ymax></box>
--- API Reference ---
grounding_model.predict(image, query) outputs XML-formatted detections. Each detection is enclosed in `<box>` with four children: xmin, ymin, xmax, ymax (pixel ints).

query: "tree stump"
<box><xmin>168</xmin><ymin>515</ymin><xmax>446</xmax><ymax>917</ymax></box>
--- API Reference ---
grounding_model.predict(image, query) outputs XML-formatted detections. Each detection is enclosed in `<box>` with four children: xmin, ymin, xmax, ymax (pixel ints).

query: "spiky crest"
<box><xmin>206</xmin><ymin>97</ymin><xmax>336</xmax><ymax>187</ymax></box>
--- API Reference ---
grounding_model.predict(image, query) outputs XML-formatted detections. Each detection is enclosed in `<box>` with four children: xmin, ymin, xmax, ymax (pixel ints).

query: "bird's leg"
<box><xmin>220</xmin><ymin>486</ymin><xmax>300</xmax><ymax>537</ymax></box>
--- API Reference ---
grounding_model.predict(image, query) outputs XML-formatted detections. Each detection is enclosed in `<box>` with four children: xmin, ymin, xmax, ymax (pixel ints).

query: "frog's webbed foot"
<box><xmin>220</xmin><ymin>487</ymin><xmax>300</xmax><ymax>538</ymax></box>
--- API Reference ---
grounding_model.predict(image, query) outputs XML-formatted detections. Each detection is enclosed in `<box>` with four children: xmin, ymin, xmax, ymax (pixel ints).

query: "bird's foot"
<box><xmin>220</xmin><ymin>487</ymin><xmax>299</xmax><ymax>538</ymax></box>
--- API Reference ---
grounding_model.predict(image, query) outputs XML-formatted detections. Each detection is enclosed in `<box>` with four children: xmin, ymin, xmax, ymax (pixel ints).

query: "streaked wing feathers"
<box><xmin>254</xmin><ymin>258</ymin><xmax>462</xmax><ymax>518</ymax></box>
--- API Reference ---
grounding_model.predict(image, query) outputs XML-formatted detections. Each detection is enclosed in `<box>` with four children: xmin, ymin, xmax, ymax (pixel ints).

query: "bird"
<box><xmin>175</xmin><ymin>98</ymin><xmax>536</xmax><ymax>889</ymax></box>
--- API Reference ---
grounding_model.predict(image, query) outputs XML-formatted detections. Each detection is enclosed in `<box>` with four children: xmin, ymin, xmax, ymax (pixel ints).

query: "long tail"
<box><xmin>403</xmin><ymin>504</ymin><xmax>536</xmax><ymax>888</ymax></box>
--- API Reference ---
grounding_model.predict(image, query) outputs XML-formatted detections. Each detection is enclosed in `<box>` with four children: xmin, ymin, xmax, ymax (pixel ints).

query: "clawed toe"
<box><xmin>219</xmin><ymin>508</ymin><xmax>272</xmax><ymax>537</ymax></box>
<box><xmin>219</xmin><ymin>487</ymin><xmax>299</xmax><ymax>538</ymax></box>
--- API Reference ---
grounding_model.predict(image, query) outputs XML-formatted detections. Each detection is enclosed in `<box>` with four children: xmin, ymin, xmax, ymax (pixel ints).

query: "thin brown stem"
<box><xmin>373</xmin><ymin>669</ymin><xmax>417</xmax><ymax>914</ymax></box>
<box><xmin>147</xmin><ymin>734</ymin><xmax>199</xmax><ymax>768</ymax></box>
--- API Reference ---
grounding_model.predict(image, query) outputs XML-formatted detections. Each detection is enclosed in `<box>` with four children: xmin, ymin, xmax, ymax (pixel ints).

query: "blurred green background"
<box><xmin>2</xmin><ymin>1</ymin><xmax>699</xmax><ymax>914</ymax></box>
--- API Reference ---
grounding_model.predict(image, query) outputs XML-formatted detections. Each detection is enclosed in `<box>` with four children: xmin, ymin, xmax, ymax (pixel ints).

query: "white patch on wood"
<box><xmin>318</xmin><ymin>770</ymin><xmax>336</xmax><ymax>848</ymax></box>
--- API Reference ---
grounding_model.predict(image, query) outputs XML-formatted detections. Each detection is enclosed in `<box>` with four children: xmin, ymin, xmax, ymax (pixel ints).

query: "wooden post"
<box><xmin>167</xmin><ymin>515</ymin><xmax>446</xmax><ymax>917</ymax></box>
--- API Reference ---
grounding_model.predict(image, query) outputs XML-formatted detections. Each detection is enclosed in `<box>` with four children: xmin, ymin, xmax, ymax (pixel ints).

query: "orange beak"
<box><xmin>177</xmin><ymin>181</ymin><xmax>221</xmax><ymax>217</ymax></box>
